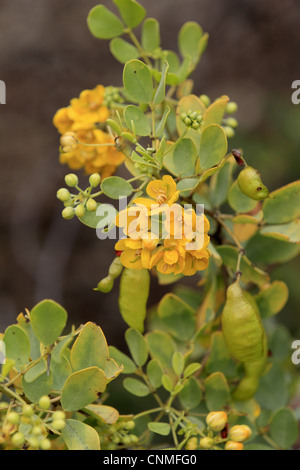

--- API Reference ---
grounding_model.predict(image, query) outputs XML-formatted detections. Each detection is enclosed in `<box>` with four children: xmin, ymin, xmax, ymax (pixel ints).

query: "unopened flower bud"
<box><xmin>229</xmin><ymin>425</ymin><xmax>252</xmax><ymax>443</ymax></box>
<box><xmin>226</xmin><ymin>101</ymin><xmax>238</xmax><ymax>114</ymax></box>
<box><xmin>200</xmin><ymin>94</ymin><xmax>211</xmax><ymax>107</ymax></box>
<box><xmin>225</xmin><ymin>117</ymin><xmax>238</xmax><ymax>128</ymax></box>
<box><xmin>225</xmin><ymin>440</ymin><xmax>244</xmax><ymax>450</ymax></box>
<box><xmin>40</xmin><ymin>438</ymin><xmax>51</xmax><ymax>450</ymax></box>
<box><xmin>65</xmin><ymin>173</ymin><xmax>78</xmax><ymax>187</ymax></box>
<box><xmin>184</xmin><ymin>117</ymin><xmax>192</xmax><ymax>126</ymax></box>
<box><xmin>11</xmin><ymin>432</ymin><xmax>25</xmax><ymax>447</ymax></box>
<box><xmin>186</xmin><ymin>437</ymin><xmax>198</xmax><ymax>450</ymax></box>
<box><xmin>89</xmin><ymin>173</ymin><xmax>101</xmax><ymax>188</ymax></box>
<box><xmin>38</xmin><ymin>395</ymin><xmax>51</xmax><ymax>411</ymax></box>
<box><xmin>199</xmin><ymin>437</ymin><xmax>214</xmax><ymax>449</ymax></box>
<box><xmin>223</xmin><ymin>126</ymin><xmax>235</xmax><ymax>138</ymax></box>
<box><xmin>75</xmin><ymin>204</ymin><xmax>85</xmax><ymax>218</ymax></box>
<box><xmin>7</xmin><ymin>412</ymin><xmax>20</xmax><ymax>425</ymax></box>
<box><xmin>62</xmin><ymin>207</ymin><xmax>75</xmax><ymax>220</ymax></box>
<box><xmin>86</xmin><ymin>198</ymin><xmax>97</xmax><ymax>212</ymax></box>
<box><xmin>57</xmin><ymin>188</ymin><xmax>71</xmax><ymax>202</ymax></box>
<box><xmin>206</xmin><ymin>411</ymin><xmax>228</xmax><ymax>432</ymax></box>
<box><xmin>60</xmin><ymin>132</ymin><xmax>78</xmax><ymax>151</ymax></box>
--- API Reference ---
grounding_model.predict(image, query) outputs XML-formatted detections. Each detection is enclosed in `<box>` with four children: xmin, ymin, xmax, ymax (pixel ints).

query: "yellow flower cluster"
<box><xmin>115</xmin><ymin>176</ymin><xmax>210</xmax><ymax>276</ymax></box>
<box><xmin>53</xmin><ymin>85</ymin><xmax>125</xmax><ymax>177</ymax></box>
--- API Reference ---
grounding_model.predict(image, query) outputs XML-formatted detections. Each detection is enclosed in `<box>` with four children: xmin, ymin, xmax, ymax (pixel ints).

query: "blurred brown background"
<box><xmin>0</xmin><ymin>0</ymin><xmax>300</xmax><ymax>346</ymax></box>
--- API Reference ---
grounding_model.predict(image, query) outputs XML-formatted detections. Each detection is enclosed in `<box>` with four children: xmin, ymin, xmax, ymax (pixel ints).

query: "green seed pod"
<box><xmin>96</xmin><ymin>276</ymin><xmax>114</xmax><ymax>293</ymax></box>
<box><xmin>65</xmin><ymin>173</ymin><xmax>79</xmax><ymax>187</ymax></box>
<box><xmin>56</xmin><ymin>188</ymin><xmax>71</xmax><ymax>202</ymax></box>
<box><xmin>89</xmin><ymin>173</ymin><xmax>101</xmax><ymax>188</ymax></box>
<box><xmin>62</xmin><ymin>207</ymin><xmax>75</xmax><ymax>220</ymax></box>
<box><xmin>108</xmin><ymin>257</ymin><xmax>123</xmax><ymax>280</ymax></box>
<box><xmin>237</xmin><ymin>166</ymin><xmax>269</xmax><ymax>201</ymax></box>
<box><xmin>222</xmin><ymin>281</ymin><xmax>265</xmax><ymax>363</ymax></box>
<box><xmin>75</xmin><ymin>204</ymin><xmax>86</xmax><ymax>218</ymax></box>
<box><xmin>86</xmin><ymin>198</ymin><xmax>97</xmax><ymax>212</ymax></box>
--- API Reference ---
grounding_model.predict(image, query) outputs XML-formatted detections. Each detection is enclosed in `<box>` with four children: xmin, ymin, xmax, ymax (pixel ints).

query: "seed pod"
<box><xmin>237</xmin><ymin>166</ymin><xmax>269</xmax><ymax>201</ymax></box>
<box><xmin>222</xmin><ymin>281</ymin><xmax>265</xmax><ymax>363</ymax></box>
<box><xmin>108</xmin><ymin>258</ymin><xmax>123</xmax><ymax>279</ymax></box>
<box><xmin>96</xmin><ymin>276</ymin><xmax>114</xmax><ymax>293</ymax></box>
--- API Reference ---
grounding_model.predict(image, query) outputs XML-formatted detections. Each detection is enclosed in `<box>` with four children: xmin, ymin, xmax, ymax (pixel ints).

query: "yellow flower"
<box><xmin>115</xmin><ymin>204</ymin><xmax>150</xmax><ymax>238</ymax></box>
<box><xmin>68</xmin><ymin>85</ymin><xmax>109</xmax><ymax>127</ymax></box>
<box><xmin>53</xmin><ymin>107</ymin><xmax>74</xmax><ymax>135</ymax></box>
<box><xmin>134</xmin><ymin>175</ymin><xmax>180</xmax><ymax>210</ymax></box>
<box><xmin>182</xmin><ymin>248</ymin><xmax>210</xmax><ymax>276</ymax></box>
<box><xmin>149</xmin><ymin>237</ymin><xmax>187</xmax><ymax>275</ymax></box>
<box><xmin>115</xmin><ymin>234</ymin><xmax>159</xmax><ymax>270</ymax></box>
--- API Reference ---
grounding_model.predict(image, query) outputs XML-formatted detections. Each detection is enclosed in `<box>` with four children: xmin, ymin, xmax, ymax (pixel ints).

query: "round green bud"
<box><xmin>40</xmin><ymin>438</ymin><xmax>51</xmax><ymax>450</ymax></box>
<box><xmin>129</xmin><ymin>434</ymin><xmax>138</xmax><ymax>444</ymax></box>
<box><xmin>191</xmin><ymin>121</ymin><xmax>200</xmax><ymax>130</ymax></box>
<box><xmin>200</xmin><ymin>94</ymin><xmax>211</xmax><ymax>107</ymax></box>
<box><xmin>122</xmin><ymin>435</ymin><xmax>131</xmax><ymax>445</ymax></box>
<box><xmin>223</xmin><ymin>126</ymin><xmax>235</xmax><ymax>138</ymax></box>
<box><xmin>7</xmin><ymin>411</ymin><xmax>20</xmax><ymax>425</ymax></box>
<box><xmin>56</xmin><ymin>188</ymin><xmax>71</xmax><ymax>202</ymax></box>
<box><xmin>52</xmin><ymin>419</ymin><xmax>66</xmax><ymax>431</ymax></box>
<box><xmin>226</xmin><ymin>101</ymin><xmax>238</xmax><ymax>114</ymax></box>
<box><xmin>96</xmin><ymin>276</ymin><xmax>114</xmax><ymax>293</ymax></box>
<box><xmin>180</xmin><ymin>113</ymin><xmax>187</xmax><ymax>122</ymax></box>
<box><xmin>108</xmin><ymin>257</ymin><xmax>123</xmax><ymax>279</ymax></box>
<box><xmin>62</xmin><ymin>207</ymin><xmax>75</xmax><ymax>220</ymax></box>
<box><xmin>225</xmin><ymin>117</ymin><xmax>238</xmax><ymax>128</ymax></box>
<box><xmin>190</xmin><ymin>111</ymin><xmax>198</xmax><ymax>120</ymax></box>
<box><xmin>28</xmin><ymin>437</ymin><xmax>40</xmax><ymax>449</ymax></box>
<box><xmin>89</xmin><ymin>173</ymin><xmax>101</xmax><ymax>188</ymax></box>
<box><xmin>112</xmin><ymin>436</ymin><xmax>120</xmax><ymax>444</ymax></box>
<box><xmin>63</xmin><ymin>198</ymin><xmax>73</xmax><ymax>207</ymax></box>
<box><xmin>32</xmin><ymin>425</ymin><xmax>42</xmax><ymax>436</ymax></box>
<box><xmin>184</xmin><ymin>117</ymin><xmax>192</xmax><ymax>126</ymax></box>
<box><xmin>75</xmin><ymin>204</ymin><xmax>86</xmax><ymax>218</ymax></box>
<box><xmin>65</xmin><ymin>173</ymin><xmax>78</xmax><ymax>187</ymax></box>
<box><xmin>12</xmin><ymin>432</ymin><xmax>25</xmax><ymax>447</ymax></box>
<box><xmin>52</xmin><ymin>411</ymin><xmax>66</xmax><ymax>421</ymax></box>
<box><xmin>38</xmin><ymin>395</ymin><xmax>51</xmax><ymax>410</ymax></box>
<box><xmin>199</xmin><ymin>437</ymin><xmax>214</xmax><ymax>449</ymax></box>
<box><xmin>196</xmin><ymin>114</ymin><xmax>203</xmax><ymax>123</ymax></box>
<box><xmin>86</xmin><ymin>198</ymin><xmax>97</xmax><ymax>212</ymax></box>
<box><xmin>186</xmin><ymin>437</ymin><xmax>198</xmax><ymax>450</ymax></box>
<box><xmin>124</xmin><ymin>420</ymin><xmax>135</xmax><ymax>431</ymax></box>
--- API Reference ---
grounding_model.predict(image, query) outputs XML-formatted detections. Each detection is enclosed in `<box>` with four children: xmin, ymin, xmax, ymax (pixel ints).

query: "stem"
<box><xmin>126</xmin><ymin>29</ymin><xmax>152</xmax><ymax>67</ymax></box>
<box><xmin>134</xmin><ymin>407</ymin><xmax>163</xmax><ymax>421</ymax></box>
<box><xmin>0</xmin><ymin>384</ymin><xmax>26</xmax><ymax>405</ymax></box>
<box><xmin>77</xmin><ymin>140</ymin><xmax>115</xmax><ymax>148</ymax></box>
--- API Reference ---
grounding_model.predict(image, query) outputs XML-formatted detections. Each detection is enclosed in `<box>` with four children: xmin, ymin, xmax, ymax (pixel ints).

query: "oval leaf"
<box><xmin>70</xmin><ymin>322</ymin><xmax>109</xmax><ymax>372</ymax></box>
<box><xmin>30</xmin><ymin>300</ymin><xmax>67</xmax><ymax>347</ymax></box>
<box><xmin>142</xmin><ymin>18</ymin><xmax>160</xmax><ymax>52</ymax></box>
<box><xmin>263</xmin><ymin>181</ymin><xmax>300</xmax><ymax>224</ymax></box>
<box><xmin>125</xmin><ymin>328</ymin><xmax>148</xmax><ymax>367</ymax></box>
<box><xmin>87</xmin><ymin>5</ymin><xmax>124</xmax><ymax>39</ymax></box>
<box><xmin>119</xmin><ymin>268</ymin><xmax>150</xmax><ymax>332</ymax></box>
<box><xmin>124</xmin><ymin>105</ymin><xmax>151</xmax><ymax>136</ymax></box>
<box><xmin>110</xmin><ymin>38</ymin><xmax>139</xmax><ymax>64</ymax></box>
<box><xmin>101</xmin><ymin>176</ymin><xmax>133</xmax><ymax>199</ymax></box>
<box><xmin>4</xmin><ymin>325</ymin><xmax>30</xmax><ymax>369</ymax></box>
<box><xmin>123</xmin><ymin>377</ymin><xmax>150</xmax><ymax>397</ymax></box>
<box><xmin>61</xmin><ymin>367</ymin><xmax>107</xmax><ymax>411</ymax></box>
<box><xmin>113</xmin><ymin>0</ymin><xmax>146</xmax><ymax>28</ymax></box>
<box><xmin>62</xmin><ymin>419</ymin><xmax>100</xmax><ymax>450</ymax></box>
<box><xmin>123</xmin><ymin>60</ymin><xmax>153</xmax><ymax>104</ymax></box>
<box><xmin>270</xmin><ymin>408</ymin><xmax>298</xmax><ymax>449</ymax></box>
<box><xmin>199</xmin><ymin>124</ymin><xmax>228</xmax><ymax>171</ymax></box>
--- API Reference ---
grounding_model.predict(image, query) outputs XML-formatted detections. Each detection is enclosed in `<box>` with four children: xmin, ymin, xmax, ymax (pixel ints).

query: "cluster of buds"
<box><xmin>186</xmin><ymin>411</ymin><xmax>252</xmax><ymax>451</ymax></box>
<box><xmin>180</xmin><ymin>110</ymin><xmax>203</xmax><ymax>130</ymax></box>
<box><xmin>1</xmin><ymin>396</ymin><xmax>66</xmax><ymax>450</ymax></box>
<box><xmin>107</xmin><ymin>419</ymin><xmax>138</xmax><ymax>447</ymax></box>
<box><xmin>57</xmin><ymin>173</ymin><xmax>101</xmax><ymax>220</ymax></box>
<box><xmin>103</xmin><ymin>86</ymin><xmax>124</xmax><ymax>108</ymax></box>
<box><xmin>60</xmin><ymin>132</ymin><xmax>78</xmax><ymax>153</ymax></box>
<box><xmin>95</xmin><ymin>257</ymin><xmax>123</xmax><ymax>293</ymax></box>
<box><xmin>223</xmin><ymin>101</ymin><xmax>238</xmax><ymax>138</ymax></box>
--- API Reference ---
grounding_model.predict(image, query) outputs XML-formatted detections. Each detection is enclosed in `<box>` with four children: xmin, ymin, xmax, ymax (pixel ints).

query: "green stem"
<box><xmin>126</xmin><ymin>29</ymin><xmax>152</xmax><ymax>67</ymax></box>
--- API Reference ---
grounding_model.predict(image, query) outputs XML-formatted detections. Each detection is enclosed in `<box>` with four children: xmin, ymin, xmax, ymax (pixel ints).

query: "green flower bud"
<box><xmin>124</xmin><ymin>420</ymin><xmax>135</xmax><ymax>431</ymax></box>
<box><xmin>184</xmin><ymin>117</ymin><xmax>192</xmax><ymax>126</ymax></box>
<box><xmin>22</xmin><ymin>404</ymin><xmax>34</xmax><ymax>418</ymax></box>
<box><xmin>52</xmin><ymin>411</ymin><xmax>66</xmax><ymax>421</ymax></box>
<box><xmin>229</xmin><ymin>425</ymin><xmax>252</xmax><ymax>443</ymax></box>
<box><xmin>226</xmin><ymin>101</ymin><xmax>238</xmax><ymax>114</ymax></box>
<box><xmin>75</xmin><ymin>204</ymin><xmax>86</xmax><ymax>218</ymax></box>
<box><xmin>237</xmin><ymin>166</ymin><xmax>269</xmax><ymax>200</ymax></box>
<box><xmin>180</xmin><ymin>112</ymin><xmax>188</xmax><ymax>122</ymax></box>
<box><xmin>130</xmin><ymin>434</ymin><xmax>138</xmax><ymax>444</ymax></box>
<box><xmin>186</xmin><ymin>437</ymin><xmax>198</xmax><ymax>450</ymax></box>
<box><xmin>96</xmin><ymin>276</ymin><xmax>114</xmax><ymax>293</ymax></box>
<box><xmin>122</xmin><ymin>435</ymin><xmax>131</xmax><ymax>445</ymax></box>
<box><xmin>52</xmin><ymin>419</ymin><xmax>66</xmax><ymax>431</ymax></box>
<box><xmin>28</xmin><ymin>437</ymin><xmax>40</xmax><ymax>449</ymax></box>
<box><xmin>89</xmin><ymin>173</ymin><xmax>101</xmax><ymax>188</ymax></box>
<box><xmin>108</xmin><ymin>257</ymin><xmax>123</xmax><ymax>279</ymax></box>
<box><xmin>86</xmin><ymin>198</ymin><xmax>97</xmax><ymax>212</ymax></box>
<box><xmin>11</xmin><ymin>432</ymin><xmax>25</xmax><ymax>447</ymax></box>
<box><xmin>38</xmin><ymin>395</ymin><xmax>51</xmax><ymax>411</ymax></box>
<box><xmin>191</xmin><ymin>121</ymin><xmax>200</xmax><ymax>130</ymax></box>
<box><xmin>62</xmin><ymin>207</ymin><xmax>75</xmax><ymax>220</ymax></box>
<box><xmin>40</xmin><ymin>438</ymin><xmax>51</xmax><ymax>450</ymax></box>
<box><xmin>7</xmin><ymin>411</ymin><xmax>20</xmax><ymax>425</ymax></box>
<box><xmin>225</xmin><ymin>117</ymin><xmax>238</xmax><ymax>128</ymax></box>
<box><xmin>223</xmin><ymin>126</ymin><xmax>235</xmax><ymax>138</ymax></box>
<box><xmin>196</xmin><ymin>114</ymin><xmax>203</xmax><ymax>123</ymax></box>
<box><xmin>56</xmin><ymin>188</ymin><xmax>71</xmax><ymax>202</ymax></box>
<box><xmin>32</xmin><ymin>425</ymin><xmax>42</xmax><ymax>436</ymax></box>
<box><xmin>65</xmin><ymin>173</ymin><xmax>79</xmax><ymax>187</ymax></box>
<box><xmin>199</xmin><ymin>437</ymin><xmax>214</xmax><ymax>449</ymax></box>
<box><xmin>200</xmin><ymin>94</ymin><xmax>211</xmax><ymax>107</ymax></box>
<box><xmin>206</xmin><ymin>411</ymin><xmax>228</xmax><ymax>432</ymax></box>
<box><xmin>190</xmin><ymin>111</ymin><xmax>198</xmax><ymax>120</ymax></box>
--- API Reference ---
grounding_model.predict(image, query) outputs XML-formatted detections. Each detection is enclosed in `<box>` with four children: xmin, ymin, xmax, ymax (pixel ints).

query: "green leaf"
<box><xmin>255</xmin><ymin>363</ymin><xmax>288</xmax><ymax>410</ymax></box>
<box><xmin>199</xmin><ymin>124</ymin><xmax>228</xmax><ymax>171</ymax></box>
<box><xmin>62</xmin><ymin>419</ymin><xmax>100</xmax><ymax>450</ymax></box>
<box><xmin>146</xmin><ymin>359</ymin><xmax>164</xmax><ymax>389</ymax></box>
<box><xmin>3</xmin><ymin>325</ymin><xmax>30</xmax><ymax>369</ymax></box>
<box><xmin>61</xmin><ymin>367</ymin><xmax>107</xmax><ymax>411</ymax></box>
<box><xmin>270</xmin><ymin>408</ymin><xmax>298</xmax><ymax>449</ymax></box>
<box><xmin>183</xmin><ymin>363</ymin><xmax>202</xmax><ymax>378</ymax></box>
<box><xmin>70</xmin><ymin>322</ymin><xmax>109</xmax><ymax>372</ymax></box>
<box><xmin>204</xmin><ymin>372</ymin><xmax>230</xmax><ymax>411</ymax></box>
<box><xmin>141</xmin><ymin>18</ymin><xmax>160</xmax><ymax>52</ymax></box>
<box><xmin>148</xmin><ymin>422</ymin><xmax>170</xmax><ymax>436</ymax></box>
<box><xmin>17</xmin><ymin>315</ymin><xmax>41</xmax><ymax>361</ymax></box>
<box><xmin>123</xmin><ymin>60</ymin><xmax>153</xmax><ymax>104</ymax></box>
<box><xmin>110</xmin><ymin>38</ymin><xmax>139</xmax><ymax>64</ymax></box>
<box><xmin>210</xmin><ymin>160</ymin><xmax>233</xmax><ymax>208</ymax></box>
<box><xmin>217</xmin><ymin>245</ymin><xmax>269</xmax><ymax>287</ymax></box>
<box><xmin>84</xmin><ymin>404</ymin><xmax>119</xmax><ymax>424</ymax></box>
<box><xmin>119</xmin><ymin>268</ymin><xmax>150</xmax><ymax>332</ymax></box>
<box><xmin>125</xmin><ymin>328</ymin><xmax>148</xmax><ymax>367</ymax></box>
<box><xmin>51</xmin><ymin>356</ymin><xmax>72</xmax><ymax>391</ymax></box>
<box><xmin>124</xmin><ymin>105</ymin><xmax>151</xmax><ymax>136</ymax></box>
<box><xmin>178</xmin><ymin>21</ymin><xmax>203</xmax><ymax>62</ymax></box>
<box><xmin>162</xmin><ymin>374</ymin><xmax>173</xmax><ymax>392</ymax></box>
<box><xmin>205</xmin><ymin>331</ymin><xmax>237</xmax><ymax>377</ymax></box>
<box><xmin>260</xmin><ymin>219</ymin><xmax>300</xmax><ymax>244</ymax></box>
<box><xmin>163</xmin><ymin>51</ymin><xmax>180</xmax><ymax>73</ymax></box>
<box><xmin>155</xmin><ymin>106</ymin><xmax>170</xmax><ymax>138</ymax></box>
<box><xmin>153</xmin><ymin>61</ymin><xmax>169</xmax><ymax>105</ymax></box>
<box><xmin>87</xmin><ymin>5</ymin><xmax>124</xmax><ymax>39</ymax></box>
<box><xmin>24</xmin><ymin>360</ymin><xmax>47</xmax><ymax>383</ymax></box>
<box><xmin>123</xmin><ymin>377</ymin><xmax>150</xmax><ymax>397</ymax></box>
<box><xmin>101</xmin><ymin>176</ymin><xmax>133</xmax><ymax>199</ymax></box>
<box><xmin>179</xmin><ymin>377</ymin><xmax>202</xmax><ymax>409</ymax></box>
<box><xmin>172</xmin><ymin>352</ymin><xmax>185</xmax><ymax>376</ymax></box>
<box><xmin>158</xmin><ymin>293</ymin><xmax>196</xmax><ymax>341</ymax></box>
<box><xmin>228</xmin><ymin>179</ymin><xmax>261</xmax><ymax>213</ymax></box>
<box><xmin>79</xmin><ymin>203</ymin><xmax>117</xmax><ymax>229</ymax></box>
<box><xmin>30</xmin><ymin>300</ymin><xmax>67</xmax><ymax>346</ymax></box>
<box><xmin>113</xmin><ymin>0</ymin><xmax>146</xmax><ymax>28</ymax></box>
<box><xmin>246</xmin><ymin>233</ymin><xmax>300</xmax><ymax>265</ymax></box>
<box><xmin>263</xmin><ymin>181</ymin><xmax>300</xmax><ymax>224</ymax></box>
<box><xmin>22</xmin><ymin>372</ymin><xmax>53</xmax><ymax>403</ymax></box>
<box><xmin>108</xmin><ymin>346</ymin><xmax>137</xmax><ymax>374</ymax></box>
<box><xmin>203</xmin><ymin>96</ymin><xmax>229</xmax><ymax>127</ymax></box>
<box><xmin>176</xmin><ymin>177</ymin><xmax>199</xmax><ymax>196</ymax></box>
<box><xmin>173</xmin><ymin>138</ymin><xmax>197</xmax><ymax>177</ymax></box>
<box><xmin>269</xmin><ymin>325</ymin><xmax>292</xmax><ymax>361</ymax></box>
<box><xmin>255</xmin><ymin>281</ymin><xmax>289</xmax><ymax>318</ymax></box>
<box><xmin>146</xmin><ymin>331</ymin><xmax>176</xmax><ymax>370</ymax></box>
<box><xmin>103</xmin><ymin>357</ymin><xmax>123</xmax><ymax>380</ymax></box>
<box><xmin>52</xmin><ymin>334</ymin><xmax>74</xmax><ymax>363</ymax></box>
<box><xmin>176</xmin><ymin>94</ymin><xmax>205</xmax><ymax>147</ymax></box>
